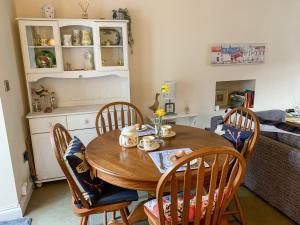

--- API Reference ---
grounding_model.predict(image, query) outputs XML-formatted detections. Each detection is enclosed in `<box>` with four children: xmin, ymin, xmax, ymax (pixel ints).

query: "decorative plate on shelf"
<box><xmin>100</xmin><ymin>28</ymin><xmax>121</xmax><ymax>46</ymax></box>
<box><xmin>35</xmin><ymin>50</ymin><xmax>56</xmax><ymax>68</ymax></box>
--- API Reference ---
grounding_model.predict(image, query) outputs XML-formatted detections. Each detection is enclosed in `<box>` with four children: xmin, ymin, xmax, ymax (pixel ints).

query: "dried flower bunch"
<box><xmin>79</xmin><ymin>0</ymin><xmax>90</xmax><ymax>19</ymax></box>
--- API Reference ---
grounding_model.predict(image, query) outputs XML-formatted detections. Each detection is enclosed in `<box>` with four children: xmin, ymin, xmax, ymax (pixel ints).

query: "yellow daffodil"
<box><xmin>161</xmin><ymin>84</ymin><xmax>170</xmax><ymax>93</ymax></box>
<box><xmin>155</xmin><ymin>107</ymin><xmax>166</xmax><ymax>117</ymax></box>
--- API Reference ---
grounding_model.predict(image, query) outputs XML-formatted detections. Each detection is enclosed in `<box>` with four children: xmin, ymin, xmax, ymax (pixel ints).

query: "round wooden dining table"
<box><xmin>86</xmin><ymin>125</ymin><xmax>233</xmax><ymax>224</ymax></box>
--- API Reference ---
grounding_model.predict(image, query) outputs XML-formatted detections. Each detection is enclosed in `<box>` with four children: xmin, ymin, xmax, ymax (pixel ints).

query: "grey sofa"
<box><xmin>211</xmin><ymin>110</ymin><xmax>300</xmax><ymax>224</ymax></box>
<box><xmin>244</xmin><ymin>110</ymin><xmax>300</xmax><ymax>224</ymax></box>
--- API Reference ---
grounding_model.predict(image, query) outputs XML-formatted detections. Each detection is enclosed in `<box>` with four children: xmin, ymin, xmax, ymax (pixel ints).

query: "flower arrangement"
<box><xmin>153</xmin><ymin>83</ymin><xmax>170</xmax><ymax>138</ymax></box>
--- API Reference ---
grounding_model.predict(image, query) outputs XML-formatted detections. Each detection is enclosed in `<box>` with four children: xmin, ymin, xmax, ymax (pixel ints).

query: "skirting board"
<box><xmin>0</xmin><ymin>206</ymin><xmax>22</xmax><ymax>222</ymax></box>
<box><xmin>0</xmin><ymin>182</ymin><xmax>33</xmax><ymax>221</ymax></box>
<box><xmin>20</xmin><ymin>181</ymin><xmax>33</xmax><ymax>214</ymax></box>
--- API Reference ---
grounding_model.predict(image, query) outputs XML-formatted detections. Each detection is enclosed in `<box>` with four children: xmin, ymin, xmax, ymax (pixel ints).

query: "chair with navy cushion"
<box><xmin>50</xmin><ymin>123</ymin><xmax>138</xmax><ymax>225</ymax></box>
<box><xmin>223</xmin><ymin>107</ymin><xmax>260</xmax><ymax>225</ymax></box>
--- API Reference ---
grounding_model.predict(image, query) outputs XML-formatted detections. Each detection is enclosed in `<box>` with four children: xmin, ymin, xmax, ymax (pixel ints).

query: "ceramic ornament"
<box><xmin>41</xmin><ymin>4</ymin><xmax>55</xmax><ymax>18</ymax></box>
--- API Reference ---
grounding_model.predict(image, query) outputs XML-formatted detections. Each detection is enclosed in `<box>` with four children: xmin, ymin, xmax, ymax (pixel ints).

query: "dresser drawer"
<box><xmin>29</xmin><ymin>116</ymin><xmax>67</xmax><ymax>134</ymax></box>
<box><xmin>67</xmin><ymin>113</ymin><xmax>98</xmax><ymax>130</ymax></box>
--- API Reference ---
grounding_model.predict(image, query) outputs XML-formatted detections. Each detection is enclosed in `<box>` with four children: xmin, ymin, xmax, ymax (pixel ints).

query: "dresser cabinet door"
<box><xmin>18</xmin><ymin>20</ymin><xmax>63</xmax><ymax>74</ymax></box>
<box><xmin>31</xmin><ymin>133</ymin><xmax>64</xmax><ymax>181</ymax></box>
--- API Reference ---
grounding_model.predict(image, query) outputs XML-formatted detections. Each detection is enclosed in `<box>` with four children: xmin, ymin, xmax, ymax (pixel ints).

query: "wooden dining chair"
<box><xmin>144</xmin><ymin>147</ymin><xmax>246</xmax><ymax>225</ymax></box>
<box><xmin>50</xmin><ymin>123</ymin><xmax>133</xmax><ymax>225</ymax></box>
<box><xmin>95</xmin><ymin>101</ymin><xmax>144</xmax><ymax>136</ymax></box>
<box><xmin>223</xmin><ymin>107</ymin><xmax>260</xmax><ymax>225</ymax></box>
<box><xmin>95</xmin><ymin>101</ymin><xmax>144</xmax><ymax>221</ymax></box>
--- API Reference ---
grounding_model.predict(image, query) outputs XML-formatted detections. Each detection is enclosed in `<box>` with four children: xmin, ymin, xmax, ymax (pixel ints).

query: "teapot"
<box><xmin>119</xmin><ymin>126</ymin><xmax>138</xmax><ymax>148</ymax></box>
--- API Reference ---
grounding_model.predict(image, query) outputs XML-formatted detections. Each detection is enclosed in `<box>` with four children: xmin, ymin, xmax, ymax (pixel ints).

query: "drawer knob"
<box><xmin>78</xmin><ymin>74</ymin><xmax>83</xmax><ymax>78</ymax></box>
<box><xmin>84</xmin><ymin>119</ymin><xmax>89</xmax><ymax>124</ymax></box>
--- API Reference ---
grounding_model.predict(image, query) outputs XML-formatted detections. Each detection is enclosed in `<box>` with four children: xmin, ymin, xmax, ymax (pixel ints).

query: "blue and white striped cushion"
<box><xmin>64</xmin><ymin>136</ymin><xmax>103</xmax><ymax>206</ymax></box>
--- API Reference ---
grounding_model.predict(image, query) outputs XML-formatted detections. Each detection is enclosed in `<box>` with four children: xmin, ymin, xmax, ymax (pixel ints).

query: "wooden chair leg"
<box><xmin>81</xmin><ymin>216</ymin><xmax>89</xmax><ymax>225</ymax></box>
<box><xmin>148</xmin><ymin>218</ymin><xmax>155</xmax><ymax>225</ymax></box>
<box><xmin>220</xmin><ymin>216</ymin><xmax>229</xmax><ymax>225</ymax></box>
<box><xmin>234</xmin><ymin>193</ymin><xmax>247</xmax><ymax>225</ymax></box>
<box><xmin>120</xmin><ymin>208</ymin><xmax>129</xmax><ymax>225</ymax></box>
<box><xmin>112</xmin><ymin>211</ymin><xmax>116</xmax><ymax>220</ymax></box>
<box><xmin>102</xmin><ymin>212</ymin><xmax>107</xmax><ymax>225</ymax></box>
<box><xmin>125</xmin><ymin>207</ymin><xmax>130</xmax><ymax>216</ymax></box>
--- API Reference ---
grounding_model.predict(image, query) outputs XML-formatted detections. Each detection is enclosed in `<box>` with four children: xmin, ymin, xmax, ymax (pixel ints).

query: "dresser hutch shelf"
<box><xmin>17</xmin><ymin>18</ymin><xmax>131</xmax><ymax>184</ymax></box>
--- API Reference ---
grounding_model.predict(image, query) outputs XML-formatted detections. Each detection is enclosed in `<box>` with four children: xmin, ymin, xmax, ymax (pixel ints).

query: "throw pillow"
<box><xmin>215</xmin><ymin>124</ymin><xmax>253</xmax><ymax>153</ymax></box>
<box><xmin>64</xmin><ymin>136</ymin><xmax>103</xmax><ymax>206</ymax></box>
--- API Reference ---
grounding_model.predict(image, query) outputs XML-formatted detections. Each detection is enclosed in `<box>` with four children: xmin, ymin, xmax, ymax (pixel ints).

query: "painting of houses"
<box><xmin>210</xmin><ymin>43</ymin><xmax>266</xmax><ymax>65</ymax></box>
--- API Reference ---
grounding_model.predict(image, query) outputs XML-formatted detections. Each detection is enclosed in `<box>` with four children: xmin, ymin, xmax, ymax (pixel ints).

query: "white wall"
<box><xmin>0</xmin><ymin>99</ymin><xmax>21</xmax><ymax>220</ymax></box>
<box><xmin>0</xmin><ymin>0</ymin><xmax>31</xmax><ymax>220</ymax></box>
<box><xmin>14</xmin><ymin>0</ymin><xmax>300</xmax><ymax>128</ymax></box>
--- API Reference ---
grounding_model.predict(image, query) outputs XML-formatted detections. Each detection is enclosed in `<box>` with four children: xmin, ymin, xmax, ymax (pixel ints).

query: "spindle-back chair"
<box><xmin>144</xmin><ymin>147</ymin><xmax>246</xmax><ymax>225</ymax></box>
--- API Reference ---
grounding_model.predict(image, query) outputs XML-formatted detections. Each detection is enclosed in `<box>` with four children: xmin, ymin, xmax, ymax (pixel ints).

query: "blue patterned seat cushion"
<box><xmin>92</xmin><ymin>182</ymin><xmax>139</xmax><ymax>207</ymax></box>
<box><xmin>64</xmin><ymin>136</ymin><xmax>104</xmax><ymax>205</ymax></box>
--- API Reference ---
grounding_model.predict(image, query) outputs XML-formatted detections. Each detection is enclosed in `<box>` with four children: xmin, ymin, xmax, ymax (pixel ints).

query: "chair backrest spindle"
<box><xmin>155</xmin><ymin>147</ymin><xmax>246</xmax><ymax>225</ymax></box>
<box><xmin>95</xmin><ymin>101</ymin><xmax>144</xmax><ymax>136</ymax></box>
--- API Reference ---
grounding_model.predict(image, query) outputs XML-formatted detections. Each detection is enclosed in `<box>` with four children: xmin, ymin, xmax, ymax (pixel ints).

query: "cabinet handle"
<box><xmin>49</xmin><ymin>122</ymin><xmax>52</xmax><ymax>128</ymax></box>
<box><xmin>78</xmin><ymin>74</ymin><xmax>83</xmax><ymax>78</ymax></box>
<box><xmin>84</xmin><ymin>119</ymin><xmax>89</xmax><ymax>124</ymax></box>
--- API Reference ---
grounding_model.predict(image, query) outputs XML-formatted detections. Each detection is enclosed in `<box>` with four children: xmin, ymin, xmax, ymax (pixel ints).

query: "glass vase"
<box><xmin>154</xmin><ymin>116</ymin><xmax>162</xmax><ymax>139</ymax></box>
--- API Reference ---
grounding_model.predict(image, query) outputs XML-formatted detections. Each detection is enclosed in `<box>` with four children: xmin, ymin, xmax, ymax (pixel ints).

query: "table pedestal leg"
<box><xmin>108</xmin><ymin>200</ymin><xmax>148</xmax><ymax>225</ymax></box>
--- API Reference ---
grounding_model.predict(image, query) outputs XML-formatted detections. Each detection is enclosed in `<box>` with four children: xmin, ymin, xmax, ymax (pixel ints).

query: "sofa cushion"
<box><xmin>255</xmin><ymin>110</ymin><xmax>286</xmax><ymax>122</ymax></box>
<box><xmin>64</xmin><ymin>136</ymin><xmax>104</xmax><ymax>205</ymax></box>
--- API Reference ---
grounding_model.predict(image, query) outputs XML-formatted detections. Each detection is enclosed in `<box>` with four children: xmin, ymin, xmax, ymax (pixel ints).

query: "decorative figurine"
<box><xmin>48</xmin><ymin>39</ymin><xmax>55</xmax><ymax>46</ymax></box>
<box><xmin>149</xmin><ymin>93</ymin><xmax>160</xmax><ymax>113</ymax></box>
<box><xmin>32</xmin><ymin>98</ymin><xmax>42</xmax><ymax>112</ymax></box>
<box><xmin>81</xmin><ymin>30</ymin><xmax>92</xmax><ymax>45</ymax></box>
<box><xmin>32</xmin><ymin>86</ymin><xmax>56</xmax><ymax>113</ymax></box>
<box><xmin>50</xmin><ymin>92</ymin><xmax>57</xmax><ymax>109</ymax></box>
<box><xmin>72</xmin><ymin>30</ymin><xmax>81</xmax><ymax>46</ymax></box>
<box><xmin>84</xmin><ymin>51</ymin><xmax>93</xmax><ymax>70</ymax></box>
<box><xmin>41</xmin><ymin>4</ymin><xmax>55</xmax><ymax>18</ymax></box>
<box><xmin>184</xmin><ymin>105</ymin><xmax>190</xmax><ymax>114</ymax></box>
<box><xmin>63</xmin><ymin>35</ymin><xmax>72</xmax><ymax>46</ymax></box>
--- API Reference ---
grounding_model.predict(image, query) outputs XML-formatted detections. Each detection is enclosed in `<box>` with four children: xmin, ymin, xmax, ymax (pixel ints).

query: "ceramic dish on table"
<box><xmin>136</xmin><ymin>124</ymin><xmax>148</xmax><ymax>132</ymax></box>
<box><xmin>169</xmin><ymin>154</ymin><xmax>198</xmax><ymax>167</ymax></box>
<box><xmin>137</xmin><ymin>141</ymin><xmax>160</xmax><ymax>151</ymax></box>
<box><xmin>162</xmin><ymin>131</ymin><xmax>176</xmax><ymax>138</ymax></box>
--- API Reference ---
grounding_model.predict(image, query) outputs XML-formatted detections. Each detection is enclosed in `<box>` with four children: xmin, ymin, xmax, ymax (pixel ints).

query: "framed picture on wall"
<box><xmin>210</xmin><ymin>43</ymin><xmax>266</xmax><ymax>65</ymax></box>
<box><xmin>215</xmin><ymin>90</ymin><xmax>228</xmax><ymax>107</ymax></box>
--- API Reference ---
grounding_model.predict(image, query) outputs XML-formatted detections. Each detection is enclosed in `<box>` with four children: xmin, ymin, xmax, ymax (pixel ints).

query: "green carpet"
<box><xmin>25</xmin><ymin>180</ymin><xmax>296</xmax><ymax>225</ymax></box>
